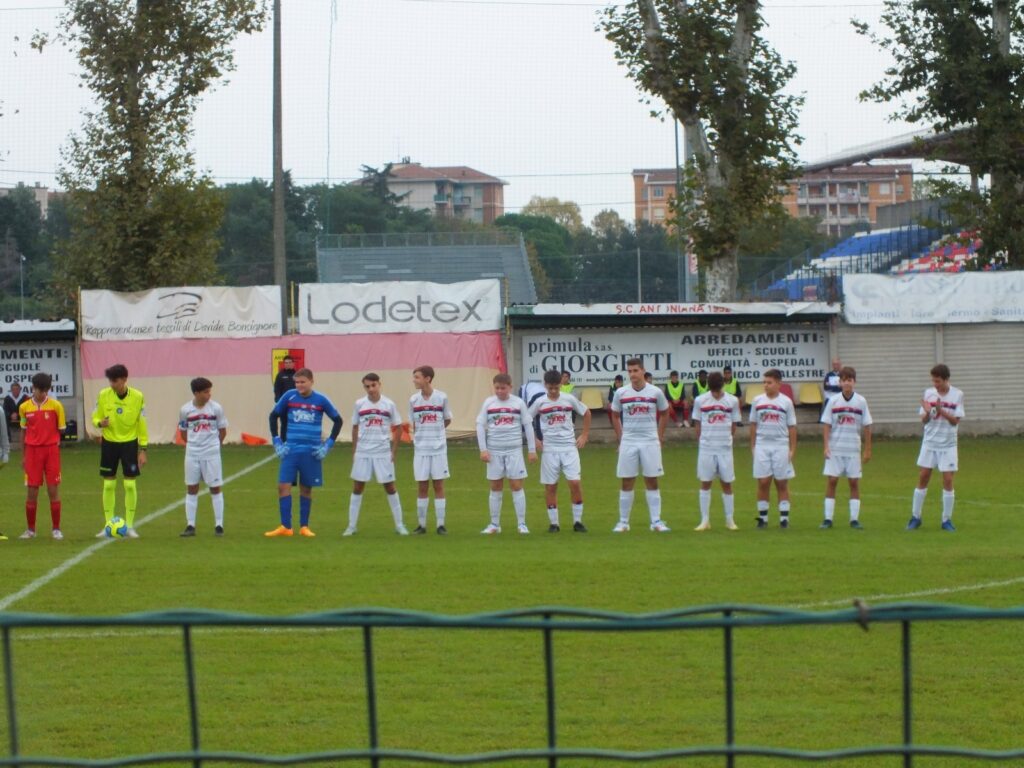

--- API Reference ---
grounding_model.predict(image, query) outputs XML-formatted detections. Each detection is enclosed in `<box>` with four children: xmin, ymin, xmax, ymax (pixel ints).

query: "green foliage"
<box><xmin>47</xmin><ymin>0</ymin><xmax>266</xmax><ymax>308</ymax></box>
<box><xmin>600</xmin><ymin>0</ymin><xmax>803</xmax><ymax>298</ymax></box>
<box><xmin>519</xmin><ymin>195</ymin><xmax>585</xmax><ymax>234</ymax></box>
<box><xmin>495</xmin><ymin>212</ymin><xmax>575</xmax><ymax>285</ymax></box>
<box><xmin>855</xmin><ymin>0</ymin><xmax>1024</xmax><ymax>265</ymax></box>
<box><xmin>308</xmin><ymin>182</ymin><xmax>434</xmax><ymax>236</ymax></box>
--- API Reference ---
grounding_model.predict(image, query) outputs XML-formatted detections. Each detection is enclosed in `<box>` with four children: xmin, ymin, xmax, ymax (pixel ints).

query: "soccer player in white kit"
<box><xmin>344</xmin><ymin>373</ymin><xmax>408</xmax><ymax>536</ymax></box>
<box><xmin>750</xmin><ymin>368</ymin><xmax>797</xmax><ymax>529</ymax></box>
<box><xmin>692</xmin><ymin>371</ymin><xmax>742</xmax><ymax>531</ymax></box>
<box><xmin>477</xmin><ymin>372</ymin><xmax>537</xmax><ymax>534</ymax></box>
<box><xmin>610</xmin><ymin>358</ymin><xmax>671</xmax><ymax>533</ymax></box>
<box><xmin>529</xmin><ymin>368</ymin><xmax>591</xmax><ymax>533</ymax></box>
<box><xmin>908</xmin><ymin>363</ymin><xmax>964</xmax><ymax>532</ymax></box>
<box><xmin>819</xmin><ymin>366</ymin><xmax>872</xmax><ymax>530</ymax></box>
<box><xmin>178</xmin><ymin>377</ymin><xmax>228</xmax><ymax>537</ymax></box>
<box><xmin>409</xmin><ymin>365</ymin><xmax>452</xmax><ymax>535</ymax></box>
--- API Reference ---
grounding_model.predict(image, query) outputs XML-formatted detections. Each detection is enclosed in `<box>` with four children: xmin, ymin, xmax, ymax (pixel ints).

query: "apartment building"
<box><xmin>383</xmin><ymin>161</ymin><xmax>507</xmax><ymax>225</ymax></box>
<box><xmin>632</xmin><ymin>168</ymin><xmax>678</xmax><ymax>226</ymax></box>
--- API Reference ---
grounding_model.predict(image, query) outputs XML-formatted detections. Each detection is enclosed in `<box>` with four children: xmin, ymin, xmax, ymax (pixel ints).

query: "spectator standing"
<box><xmin>722</xmin><ymin>366</ymin><xmax>744</xmax><ymax>409</ymax></box>
<box><xmin>664</xmin><ymin>371</ymin><xmax>687</xmax><ymax>427</ymax></box>
<box><xmin>822</xmin><ymin>358</ymin><xmax>842</xmax><ymax>405</ymax></box>
<box><xmin>4</xmin><ymin>383</ymin><xmax>28</xmax><ymax>445</ymax></box>
<box><xmin>273</xmin><ymin>355</ymin><xmax>297</xmax><ymax>402</ymax></box>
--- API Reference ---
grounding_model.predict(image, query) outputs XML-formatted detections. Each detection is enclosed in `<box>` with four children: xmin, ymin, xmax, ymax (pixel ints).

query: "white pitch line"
<box><xmin>793</xmin><ymin>576</ymin><xmax>1024</xmax><ymax>609</ymax></box>
<box><xmin>0</xmin><ymin>453</ymin><xmax>275</xmax><ymax>612</ymax></box>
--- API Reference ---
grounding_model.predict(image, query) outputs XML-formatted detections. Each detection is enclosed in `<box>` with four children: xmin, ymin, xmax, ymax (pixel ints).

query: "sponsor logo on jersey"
<box><xmin>492</xmin><ymin>415</ymin><xmax>516</xmax><ymax>426</ymax></box>
<box><xmin>291</xmin><ymin>409</ymin><xmax>318</xmax><ymax>424</ymax></box>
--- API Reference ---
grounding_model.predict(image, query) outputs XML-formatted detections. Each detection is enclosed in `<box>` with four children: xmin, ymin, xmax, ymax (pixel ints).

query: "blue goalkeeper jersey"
<box><xmin>272</xmin><ymin>390</ymin><xmax>340</xmax><ymax>453</ymax></box>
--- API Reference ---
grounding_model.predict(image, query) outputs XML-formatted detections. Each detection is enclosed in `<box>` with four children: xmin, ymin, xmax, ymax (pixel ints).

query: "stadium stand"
<box><xmin>888</xmin><ymin>232</ymin><xmax>997</xmax><ymax>275</ymax></box>
<box><xmin>316</xmin><ymin>230</ymin><xmax>538</xmax><ymax>305</ymax></box>
<box><xmin>754</xmin><ymin>224</ymin><xmax>941</xmax><ymax>300</ymax></box>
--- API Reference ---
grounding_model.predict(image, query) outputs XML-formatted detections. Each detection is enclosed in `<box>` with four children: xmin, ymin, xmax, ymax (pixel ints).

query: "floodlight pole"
<box><xmin>272</xmin><ymin>0</ymin><xmax>287</xmax><ymax>319</ymax></box>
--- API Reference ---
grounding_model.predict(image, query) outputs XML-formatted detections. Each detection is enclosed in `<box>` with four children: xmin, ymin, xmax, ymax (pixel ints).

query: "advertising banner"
<box><xmin>522</xmin><ymin>302</ymin><xmax>840</xmax><ymax>318</ymax></box>
<box><xmin>81</xmin><ymin>286</ymin><xmax>283</xmax><ymax>341</ymax></box>
<box><xmin>0</xmin><ymin>342</ymin><xmax>75</xmax><ymax>396</ymax></box>
<box><xmin>843</xmin><ymin>273</ymin><xmax>1024</xmax><ymax>324</ymax></box>
<box><xmin>299</xmin><ymin>280</ymin><xmax>502</xmax><ymax>335</ymax></box>
<box><xmin>521</xmin><ymin>326</ymin><xmax>829</xmax><ymax>385</ymax></box>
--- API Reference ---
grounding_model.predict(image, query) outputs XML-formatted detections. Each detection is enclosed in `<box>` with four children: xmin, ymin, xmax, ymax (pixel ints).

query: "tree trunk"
<box><xmin>704</xmin><ymin>249</ymin><xmax>738</xmax><ymax>302</ymax></box>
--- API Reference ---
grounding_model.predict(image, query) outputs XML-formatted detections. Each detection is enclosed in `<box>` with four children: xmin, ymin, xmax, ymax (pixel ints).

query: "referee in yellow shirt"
<box><xmin>92</xmin><ymin>363</ymin><xmax>148</xmax><ymax>538</ymax></box>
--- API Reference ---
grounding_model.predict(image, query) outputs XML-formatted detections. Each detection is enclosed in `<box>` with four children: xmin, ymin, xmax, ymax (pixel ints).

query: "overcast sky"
<box><xmin>1</xmin><ymin>0</ymin><xmax>922</xmax><ymax>223</ymax></box>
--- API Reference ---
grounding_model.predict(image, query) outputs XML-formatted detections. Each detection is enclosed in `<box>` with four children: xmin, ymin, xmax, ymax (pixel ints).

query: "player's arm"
<box><xmin>351</xmin><ymin>424</ymin><xmax>360</xmax><ymax>453</ymax></box>
<box><xmin>788</xmin><ymin>425</ymin><xmax>797</xmax><ymax>461</ymax></box>
<box><xmin>390</xmin><ymin>421</ymin><xmax>401</xmax><ymax>462</ymax></box>
<box><xmin>577</xmin><ymin>404</ymin><xmax>591</xmax><ymax>449</ymax></box>
<box><xmin>749</xmin><ymin>418</ymin><xmax>757</xmax><ymax>452</ymax></box>
<box><xmin>137</xmin><ymin>395</ymin><xmax>148</xmax><ymax>466</ymax></box>
<box><xmin>862</xmin><ymin>425</ymin><xmax>872</xmax><ymax>462</ymax></box>
<box><xmin>475</xmin><ymin>403</ymin><xmax>490</xmax><ymax>462</ymax></box>
<box><xmin>822</xmin><ymin>423</ymin><xmax>831</xmax><ymax>459</ymax></box>
<box><xmin>694</xmin><ymin>416</ymin><xmax>702</xmax><ymax>442</ymax></box>
<box><xmin>657</xmin><ymin>407</ymin><xmax>668</xmax><ymax>443</ymax></box>
<box><xmin>521</xmin><ymin>402</ymin><xmax>537</xmax><ymax>461</ymax></box>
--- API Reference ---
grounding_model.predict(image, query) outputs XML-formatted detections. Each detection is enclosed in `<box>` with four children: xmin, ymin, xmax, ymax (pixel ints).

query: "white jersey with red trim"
<box><xmin>476</xmin><ymin>394</ymin><xmax>536</xmax><ymax>454</ymax></box>
<box><xmin>179</xmin><ymin>400</ymin><xmax>227</xmax><ymax>459</ymax></box>
<box><xmin>693</xmin><ymin>391</ymin><xmax>742</xmax><ymax>452</ymax></box>
<box><xmin>612</xmin><ymin>383</ymin><xmax>668</xmax><ymax>445</ymax></box>
<box><xmin>750</xmin><ymin>393</ymin><xmax>797</xmax><ymax>446</ymax></box>
<box><xmin>352</xmin><ymin>395</ymin><xmax>400</xmax><ymax>457</ymax></box>
<box><xmin>409</xmin><ymin>389</ymin><xmax>451</xmax><ymax>456</ymax></box>
<box><xmin>821</xmin><ymin>392</ymin><xmax>873</xmax><ymax>455</ymax></box>
<box><xmin>919</xmin><ymin>385</ymin><xmax>964</xmax><ymax>450</ymax></box>
<box><xmin>529</xmin><ymin>393</ymin><xmax>587</xmax><ymax>451</ymax></box>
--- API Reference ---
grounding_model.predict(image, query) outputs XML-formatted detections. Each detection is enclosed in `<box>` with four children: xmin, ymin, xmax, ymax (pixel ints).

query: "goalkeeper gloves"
<box><xmin>313</xmin><ymin>438</ymin><xmax>335</xmax><ymax>460</ymax></box>
<box><xmin>272</xmin><ymin>436</ymin><xmax>290</xmax><ymax>458</ymax></box>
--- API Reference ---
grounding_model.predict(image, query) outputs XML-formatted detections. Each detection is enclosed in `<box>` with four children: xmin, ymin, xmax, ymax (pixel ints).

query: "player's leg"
<box><xmin>97</xmin><ymin>440</ymin><xmax>119</xmax><ymax>536</ymax></box>
<box><xmin>753</xmin><ymin>446</ymin><xmax>771</xmax><ymax>527</ymax></box>
<box><xmin>566</xmin><ymin>478</ymin><xmax>585</xmax><ymax>532</ymax></box>
<box><xmin>720</xmin><ymin>479</ymin><xmax>737</xmax><ymax>530</ymax></box>
<box><xmin>614</xmin><ymin>445</ymin><xmax>640</xmax><ymax>531</ymax></box>
<box><xmin>639</xmin><ymin>444</ymin><xmax>668</xmax><ymax>531</ymax></box>
<box><xmin>413</xmin><ymin>451</ymin><xmax>430</xmax><ymax>533</ymax></box>
<box><xmin>509</xmin><ymin>474</ymin><xmax>528</xmax><ymax>533</ymax></box>
<box><xmin>382</xmin><ymin>477</ymin><xmax>408</xmax><ymax>535</ymax></box>
<box><xmin>775</xmin><ymin>477</ymin><xmax>791</xmax><ymax>528</ymax></box>
<box><xmin>697</xmin><ymin>479</ymin><xmax>713</xmax><ymax>531</ymax></box>
<box><xmin>266</xmin><ymin>450</ymin><xmax>299</xmax><ymax>535</ymax></box>
<box><xmin>483</xmin><ymin>473</ymin><xmax>505</xmax><ymax>533</ymax></box>
<box><xmin>296</xmin><ymin>485</ymin><xmax>316</xmax><ymax>537</ymax></box>
<box><xmin>940</xmin><ymin>468</ymin><xmax>957</xmax><ymax>530</ymax></box>
<box><xmin>43</xmin><ymin>445</ymin><xmax>62</xmax><ymax>538</ymax></box>
<box><xmin>183</xmin><ymin>454</ymin><xmax>201</xmax><ymax>535</ymax></box>
<box><xmin>544</xmin><ymin>482</ymin><xmax>560</xmax><ymax>530</ymax></box>
<box><xmin>121</xmin><ymin>442</ymin><xmax>141</xmax><ymax>537</ymax></box>
<box><xmin>541</xmin><ymin>450</ymin><xmax>560</xmax><ymax>531</ymax></box>
<box><xmin>209</xmin><ymin>487</ymin><xmax>224</xmax><ymax>534</ymax></box>
<box><xmin>822</xmin><ymin>474</ymin><xmax>839</xmax><ymax>528</ymax></box>
<box><xmin>909</xmin><ymin>462</ymin><xmax>932</xmax><ymax>529</ymax></box>
<box><xmin>345</xmin><ymin>456</ymin><xmax>371</xmax><ymax>535</ymax></box>
<box><xmin>432</xmin><ymin>478</ymin><xmax>447</xmax><ymax>533</ymax></box>
<box><xmin>847</xmin><ymin>476</ymin><xmax>862</xmax><ymax>528</ymax></box>
<box><xmin>204</xmin><ymin>455</ymin><xmax>226</xmax><ymax>534</ymax></box>
<box><xmin>23</xmin><ymin>484</ymin><xmax>40</xmax><ymax>538</ymax></box>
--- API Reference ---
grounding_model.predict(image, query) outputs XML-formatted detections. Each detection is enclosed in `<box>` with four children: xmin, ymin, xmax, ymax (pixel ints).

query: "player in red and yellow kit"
<box><xmin>18</xmin><ymin>372</ymin><xmax>66</xmax><ymax>539</ymax></box>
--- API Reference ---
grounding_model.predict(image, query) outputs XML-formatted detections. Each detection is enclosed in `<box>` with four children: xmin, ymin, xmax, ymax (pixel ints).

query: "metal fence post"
<box><xmin>182</xmin><ymin>625</ymin><xmax>202</xmax><ymax>768</ymax></box>
<box><xmin>723</xmin><ymin>609</ymin><xmax>735</xmax><ymax>768</ymax></box>
<box><xmin>2</xmin><ymin>627</ymin><xmax>19</xmax><ymax>767</ymax></box>
<box><xmin>543</xmin><ymin>613</ymin><xmax>557</xmax><ymax>768</ymax></box>
<box><xmin>902</xmin><ymin>620</ymin><xmax>913</xmax><ymax>768</ymax></box>
<box><xmin>363</xmin><ymin>626</ymin><xmax>380</xmax><ymax>768</ymax></box>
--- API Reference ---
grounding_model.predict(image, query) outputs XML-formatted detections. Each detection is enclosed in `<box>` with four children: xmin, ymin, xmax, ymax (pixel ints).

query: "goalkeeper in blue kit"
<box><xmin>265</xmin><ymin>368</ymin><xmax>342</xmax><ymax>537</ymax></box>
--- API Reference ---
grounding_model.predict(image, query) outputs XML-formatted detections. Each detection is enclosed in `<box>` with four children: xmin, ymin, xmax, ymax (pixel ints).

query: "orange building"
<box><xmin>633</xmin><ymin>163</ymin><xmax>914</xmax><ymax>235</ymax></box>
<box><xmin>782</xmin><ymin>164</ymin><xmax>914</xmax><ymax>235</ymax></box>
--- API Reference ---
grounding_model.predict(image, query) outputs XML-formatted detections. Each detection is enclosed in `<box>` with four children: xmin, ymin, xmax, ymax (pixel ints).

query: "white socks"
<box><xmin>212</xmin><ymin>493</ymin><xmax>224</xmax><ymax>526</ymax></box>
<box><xmin>435</xmin><ymin>498</ymin><xmax>446</xmax><ymax>527</ymax></box>
<box><xmin>645</xmin><ymin>490</ymin><xmax>661</xmax><ymax>524</ymax></box>
<box><xmin>512</xmin><ymin>490</ymin><xmax>526</xmax><ymax>525</ymax></box>
<box><xmin>849</xmin><ymin>498</ymin><xmax>860</xmax><ymax>522</ymax></box>
<box><xmin>547</xmin><ymin>506</ymin><xmax>559</xmax><ymax>525</ymax></box>
<box><xmin>757</xmin><ymin>500</ymin><xmax>769</xmax><ymax>520</ymax></box>
<box><xmin>489</xmin><ymin>491</ymin><xmax>503</xmax><ymax>526</ymax></box>
<box><xmin>571</xmin><ymin>503</ymin><xmax>583</xmax><ymax>523</ymax></box>
<box><xmin>912</xmin><ymin>488</ymin><xmax>927</xmax><ymax>519</ymax></box>
<box><xmin>823</xmin><ymin>497</ymin><xmax>835</xmax><ymax>522</ymax></box>
<box><xmin>387</xmin><ymin>492</ymin><xmax>404</xmax><ymax>527</ymax></box>
<box><xmin>618</xmin><ymin>491</ymin><xmax>634</xmax><ymax>524</ymax></box>
<box><xmin>699</xmin><ymin>489</ymin><xmax>712</xmax><ymax>524</ymax></box>
<box><xmin>417</xmin><ymin>498</ymin><xmax>429</xmax><ymax>526</ymax></box>
<box><xmin>722</xmin><ymin>494</ymin><xmax>734</xmax><ymax>525</ymax></box>
<box><xmin>942</xmin><ymin>490</ymin><xmax>954</xmax><ymax>522</ymax></box>
<box><xmin>185</xmin><ymin>494</ymin><xmax>198</xmax><ymax>526</ymax></box>
<box><xmin>348</xmin><ymin>493</ymin><xmax>363</xmax><ymax>529</ymax></box>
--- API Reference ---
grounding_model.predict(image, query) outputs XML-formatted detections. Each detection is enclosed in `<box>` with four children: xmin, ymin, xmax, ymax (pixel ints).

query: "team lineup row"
<box><xmin>0</xmin><ymin>359</ymin><xmax>965</xmax><ymax>542</ymax></box>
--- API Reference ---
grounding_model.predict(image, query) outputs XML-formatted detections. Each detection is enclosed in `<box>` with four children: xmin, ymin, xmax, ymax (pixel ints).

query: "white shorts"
<box><xmin>540</xmin><ymin>449</ymin><xmax>581</xmax><ymax>485</ymax></box>
<box><xmin>753</xmin><ymin>445</ymin><xmax>795</xmax><ymax>480</ymax></box>
<box><xmin>616</xmin><ymin>443</ymin><xmax>664</xmax><ymax>478</ymax></box>
<box><xmin>486</xmin><ymin>451</ymin><xmax>528</xmax><ymax>481</ymax></box>
<box><xmin>824</xmin><ymin>454</ymin><xmax>862</xmax><ymax>478</ymax></box>
<box><xmin>917</xmin><ymin>446</ymin><xmax>958</xmax><ymax>472</ymax></box>
<box><xmin>697</xmin><ymin>450</ymin><xmax>735</xmax><ymax>483</ymax></box>
<box><xmin>185</xmin><ymin>454</ymin><xmax>224</xmax><ymax>487</ymax></box>
<box><xmin>413</xmin><ymin>453</ymin><xmax>450</xmax><ymax>482</ymax></box>
<box><xmin>351</xmin><ymin>455</ymin><xmax>396</xmax><ymax>483</ymax></box>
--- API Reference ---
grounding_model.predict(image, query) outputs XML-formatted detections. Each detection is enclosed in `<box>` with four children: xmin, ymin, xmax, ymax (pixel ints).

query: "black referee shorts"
<box><xmin>99</xmin><ymin>439</ymin><xmax>141</xmax><ymax>478</ymax></box>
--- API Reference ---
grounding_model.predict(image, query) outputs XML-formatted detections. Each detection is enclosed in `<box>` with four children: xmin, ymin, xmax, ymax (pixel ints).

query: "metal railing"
<box><xmin>317</xmin><ymin>230</ymin><xmax>521</xmax><ymax>250</ymax></box>
<box><xmin>3</xmin><ymin>603</ymin><xmax>1024</xmax><ymax>767</ymax></box>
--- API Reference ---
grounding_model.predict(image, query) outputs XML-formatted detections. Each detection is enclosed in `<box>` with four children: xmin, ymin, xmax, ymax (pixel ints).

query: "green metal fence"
<box><xmin>3</xmin><ymin>603</ymin><xmax>1023</xmax><ymax>767</ymax></box>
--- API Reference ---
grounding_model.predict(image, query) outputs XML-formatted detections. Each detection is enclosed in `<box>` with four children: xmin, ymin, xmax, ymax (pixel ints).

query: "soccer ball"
<box><xmin>105</xmin><ymin>517</ymin><xmax>128</xmax><ymax>539</ymax></box>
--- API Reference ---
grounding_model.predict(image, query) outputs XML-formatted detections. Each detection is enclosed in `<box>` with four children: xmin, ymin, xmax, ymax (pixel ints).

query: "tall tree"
<box><xmin>41</xmin><ymin>0</ymin><xmax>266</xmax><ymax>306</ymax></box>
<box><xmin>855</xmin><ymin>0</ymin><xmax>1024</xmax><ymax>266</ymax></box>
<box><xmin>520</xmin><ymin>196</ymin><xmax>585</xmax><ymax>234</ymax></box>
<box><xmin>601</xmin><ymin>0</ymin><xmax>803</xmax><ymax>300</ymax></box>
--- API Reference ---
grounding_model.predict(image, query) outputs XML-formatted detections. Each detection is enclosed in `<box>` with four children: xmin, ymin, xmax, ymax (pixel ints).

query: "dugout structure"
<box><xmin>2</xmin><ymin>603</ymin><xmax>1023</xmax><ymax>766</ymax></box>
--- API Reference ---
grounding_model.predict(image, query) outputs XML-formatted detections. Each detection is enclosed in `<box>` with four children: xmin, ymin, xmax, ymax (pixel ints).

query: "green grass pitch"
<box><xmin>1</xmin><ymin>437</ymin><xmax>1023</xmax><ymax>767</ymax></box>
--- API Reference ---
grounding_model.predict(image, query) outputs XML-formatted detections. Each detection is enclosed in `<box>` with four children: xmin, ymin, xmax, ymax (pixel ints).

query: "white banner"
<box><xmin>521</xmin><ymin>326</ymin><xmax>830</xmax><ymax>385</ymax></box>
<box><xmin>521</xmin><ymin>301</ymin><xmax>840</xmax><ymax>317</ymax></box>
<box><xmin>844</xmin><ymin>273</ymin><xmax>1024</xmax><ymax>324</ymax></box>
<box><xmin>299</xmin><ymin>280</ymin><xmax>502</xmax><ymax>334</ymax></box>
<box><xmin>81</xmin><ymin>287</ymin><xmax>283</xmax><ymax>341</ymax></box>
<box><xmin>0</xmin><ymin>342</ymin><xmax>75</xmax><ymax>397</ymax></box>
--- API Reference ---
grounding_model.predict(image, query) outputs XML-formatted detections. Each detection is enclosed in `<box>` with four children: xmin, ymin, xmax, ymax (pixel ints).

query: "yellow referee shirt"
<box><xmin>92</xmin><ymin>386</ymin><xmax>148</xmax><ymax>446</ymax></box>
